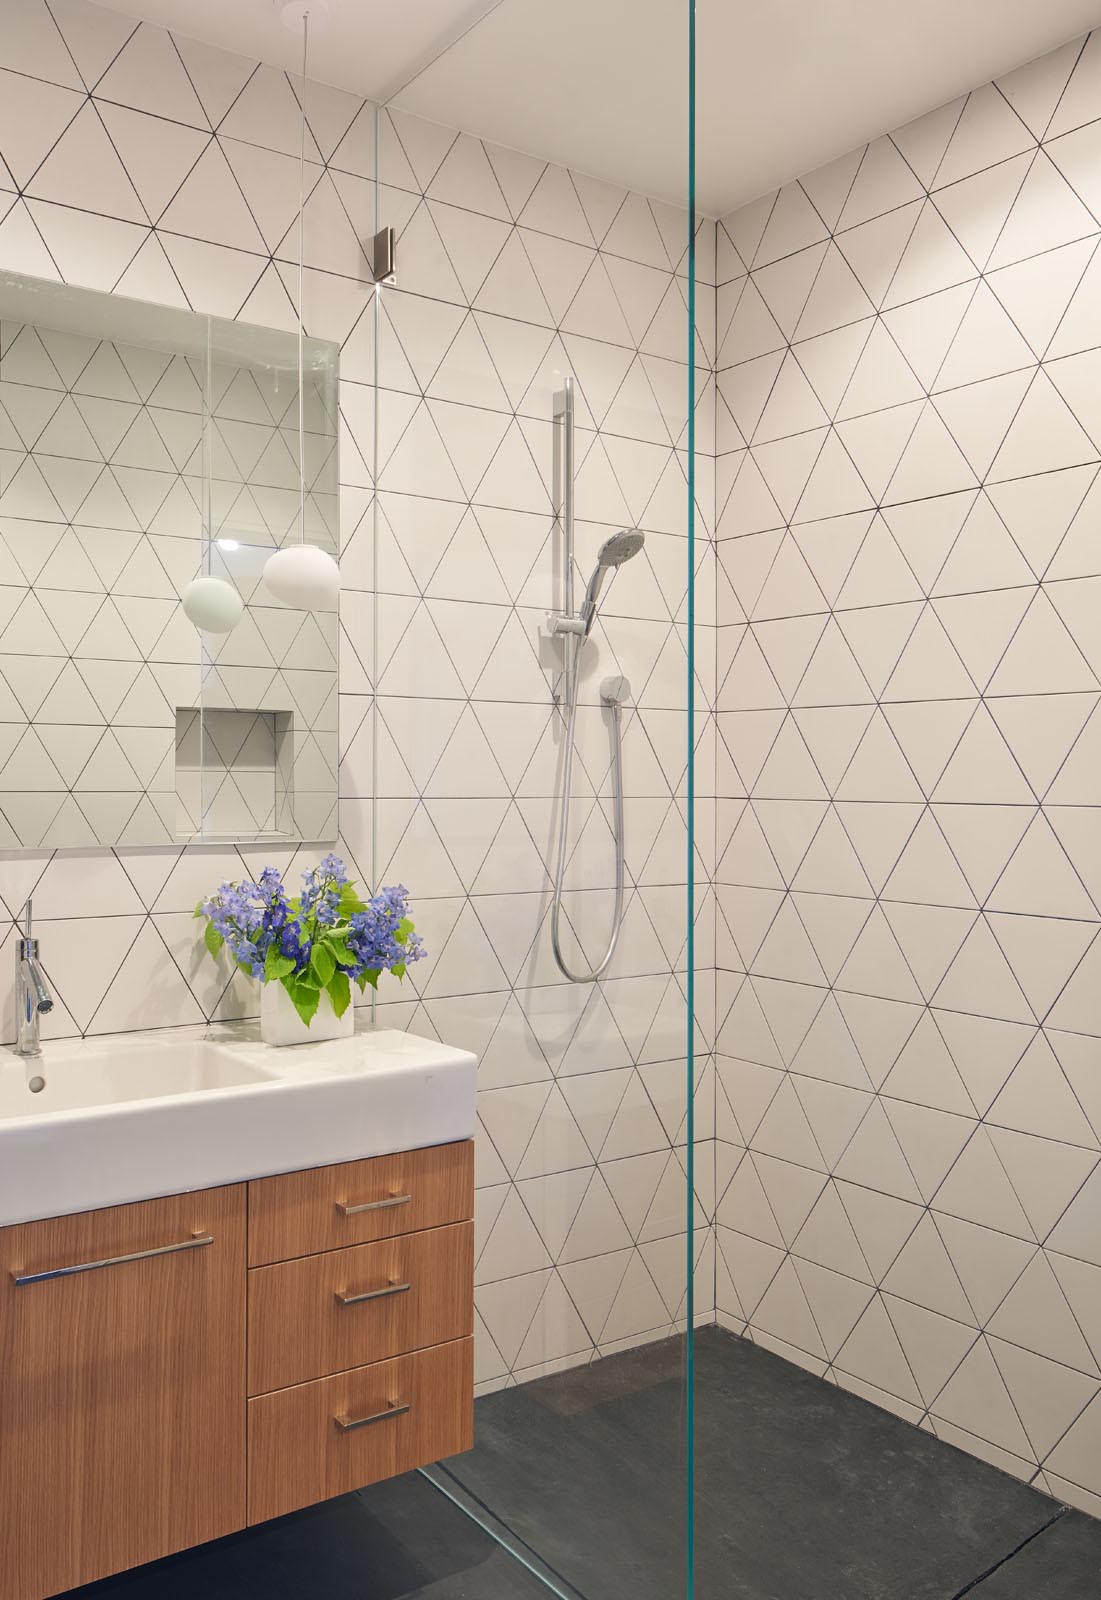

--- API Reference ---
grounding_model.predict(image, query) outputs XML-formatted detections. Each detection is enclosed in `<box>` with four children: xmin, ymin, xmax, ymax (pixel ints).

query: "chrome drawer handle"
<box><xmin>334</xmin><ymin>1280</ymin><xmax>411</xmax><ymax>1306</ymax></box>
<box><xmin>335</xmin><ymin>1400</ymin><xmax>410</xmax><ymax>1432</ymax></box>
<box><xmin>336</xmin><ymin>1193</ymin><xmax>411</xmax><ymax>1217</ymax></box>
<box><xmin>11</xmin><ymin>1232</ymin><xmax>214</xmax><ymax>1285</ymax></box>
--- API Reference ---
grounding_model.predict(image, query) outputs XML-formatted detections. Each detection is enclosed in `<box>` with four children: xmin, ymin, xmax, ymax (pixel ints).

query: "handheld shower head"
<box><xmin>580</xmin><ymin>530</ymin><xmax>645</xmax><ymax>635</ymax></box>
<box><xmin>596</xmin><ymin>530</ymin><xmax>645</xmax><ymax>567</ymax></box>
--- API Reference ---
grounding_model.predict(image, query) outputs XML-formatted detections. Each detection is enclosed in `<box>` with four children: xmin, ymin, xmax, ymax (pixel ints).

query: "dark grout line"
<box><xmin>950</xmin><ymin>1506</ymin><xmax>1069</xmax><ymax>1599</ymax></box>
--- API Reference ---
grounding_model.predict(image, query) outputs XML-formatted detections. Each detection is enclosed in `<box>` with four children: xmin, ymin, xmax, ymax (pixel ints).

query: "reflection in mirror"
<box><xmin>0</xmin><ymin>269</ymin><xmax>339</xmax><ymax>849</ymax></box>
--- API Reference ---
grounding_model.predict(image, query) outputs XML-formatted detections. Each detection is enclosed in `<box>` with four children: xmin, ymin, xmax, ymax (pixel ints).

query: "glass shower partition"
<box><xmin>364</xmin><ymin>2</ymin><xmax>704</xmax><ymax>1594</ymax></box>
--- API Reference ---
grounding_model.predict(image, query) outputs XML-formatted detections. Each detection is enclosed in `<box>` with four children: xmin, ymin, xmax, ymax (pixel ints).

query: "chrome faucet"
<box><xmin>15</xmin><ymin>899</ymin><xmax>53</xmax><ymax>1057</ymax></box>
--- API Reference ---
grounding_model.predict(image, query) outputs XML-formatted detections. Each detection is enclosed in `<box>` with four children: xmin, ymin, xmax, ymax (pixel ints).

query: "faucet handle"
<box><xmin>22</xmin><ymin>897</ymin><xmax>32</xmax><ymax>939</ymax></box>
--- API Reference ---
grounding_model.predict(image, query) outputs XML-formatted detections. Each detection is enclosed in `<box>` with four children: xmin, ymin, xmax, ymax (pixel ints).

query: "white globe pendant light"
<box><xmin>181</xmin><ymin>574</ymin><xmax>245</xmax><ymax>633</ymax></box>
<box><xmin>261</xmin><ymin>2</ymin><xmax>340</xmax><ymax>615</ymax></box>
<box><xmin>263</xmin><ymin>543</ymin><xmax>339</xmax><ymax>608</ymax></box>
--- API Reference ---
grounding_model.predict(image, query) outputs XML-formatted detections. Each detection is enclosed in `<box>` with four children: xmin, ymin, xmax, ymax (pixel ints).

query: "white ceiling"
<box><xmin>98</xmin><ymin>0</ymin><xmax>1100</xmax><ymax>214</ymax></box>
<box><xmin>88</xmin><ymin>0</ymin><xmax>507</xmax><ymax>102</ymax></box>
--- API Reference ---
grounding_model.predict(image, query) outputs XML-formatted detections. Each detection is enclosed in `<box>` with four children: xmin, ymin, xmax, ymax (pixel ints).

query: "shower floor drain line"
<box><xmin>950</xmin><ymin>1507</ymin><xmax>1069</xmax><ymax>1598</ymax></box>
<box><xmin>418</xmin><ymin>1463</ymin><xmax>590</xmax><ymax>1600</ymax></box>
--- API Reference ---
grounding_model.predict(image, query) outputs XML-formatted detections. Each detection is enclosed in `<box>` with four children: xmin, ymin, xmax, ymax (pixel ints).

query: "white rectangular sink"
<box><xmin>0</xmin><ymin>1026</ymin><xmax>477</xmax><ymax>1227</ymax></box>
<box><xmin>0</xmin><ymin>1036</ymin><xmax>278</xmax><ymax>1118</ymax></box>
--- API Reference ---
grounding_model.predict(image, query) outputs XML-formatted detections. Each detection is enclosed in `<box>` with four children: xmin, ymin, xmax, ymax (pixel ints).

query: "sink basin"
<box><xmin>0</xmin><ymin>1025</ymin><xmax>477</xmax><ymax>1227</ymax></box>
<box><xmin>0</xmin><ymin>1036</ymin><xmax>277</xmax><ymax>1118</ymax></box>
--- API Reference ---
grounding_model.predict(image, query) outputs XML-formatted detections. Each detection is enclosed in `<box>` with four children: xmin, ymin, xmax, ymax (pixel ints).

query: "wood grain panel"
<box><xmin>0</xmin><ymin>1185</ymin><xmax>247</xmax><ymax>1600</ymax></box>
<box><xmin>247</xmin><ymin>1337</ymin><xmax>473</xmax><ymax>1525</ymax></box>
<box><xmin>248</xmin><ymin>1220</ymin><xmax>473</xmax><ymax>1394</ymax></box>
<box><xmin>247</xmin><ymin>1140</ymin><xmax>474</xmax><ymax>1266</ymax></box>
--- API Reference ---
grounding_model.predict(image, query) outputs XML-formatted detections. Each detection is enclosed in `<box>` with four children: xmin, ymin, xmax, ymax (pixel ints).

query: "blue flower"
<box><xmin>201</xmin><ymin>870</ymin><xmax>293</xmax><ymax>975</ymax></box>
<box><xmin>279</xmin><ymin>920</ymin><xmax>311</xmax><ymax>972</ymax></box>
<box><xmin>299</xmin><ymin>852</ymin><xmax>349</xmax><ymax>926</ymax></box>
<box><xmin>199</xmin><ymin>860</ymin><xmax>422</xmax><ymax>994</ymax></box>
<box><xmin>344</xmin><ymin>884</ymin><xmax>426</xmax><ymax>980</ymax></box>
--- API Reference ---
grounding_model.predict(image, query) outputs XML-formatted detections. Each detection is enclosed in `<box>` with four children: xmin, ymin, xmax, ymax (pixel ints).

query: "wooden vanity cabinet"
<box><xmin>0</xmin><ymin>1139</ymin><xmax>475</xmax><ymax>1600</ymax></box>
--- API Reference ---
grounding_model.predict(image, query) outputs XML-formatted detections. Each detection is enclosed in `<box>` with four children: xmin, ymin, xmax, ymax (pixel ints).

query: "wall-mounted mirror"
<box><xmin>0</xmin><ymin>269</ymin><xmax>339</xmax><ymax>849</ymax></box>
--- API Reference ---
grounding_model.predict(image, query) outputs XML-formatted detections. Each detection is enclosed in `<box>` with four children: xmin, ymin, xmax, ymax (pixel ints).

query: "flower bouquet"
<box><xmin>195</xmin><ymin>853</ymin><xmax>425</xmax><ymax>1045</ymax></box>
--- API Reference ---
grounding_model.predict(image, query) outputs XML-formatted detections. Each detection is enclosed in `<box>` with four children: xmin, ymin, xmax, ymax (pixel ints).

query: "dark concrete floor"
<box><xmin>63</xmin><ymin>1474</ymin><xmax>553</xmax><ymax>1599</ymax></box>
<box><xmin>442</xmin><ymin>1326</ymin><xmax>1099</xmax><ymax>1600</ymax></box>
<box><xmin>62</xmin><ymin>1325</ymin><xmax>1101</xmax><ymax>1600</ymax></box>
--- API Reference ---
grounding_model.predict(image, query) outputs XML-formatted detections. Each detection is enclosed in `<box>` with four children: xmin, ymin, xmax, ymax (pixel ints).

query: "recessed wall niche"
<box><xmin>0</xmin><ymin>269</ymin><xmax>340</xmax><ymax>848</ymax></box>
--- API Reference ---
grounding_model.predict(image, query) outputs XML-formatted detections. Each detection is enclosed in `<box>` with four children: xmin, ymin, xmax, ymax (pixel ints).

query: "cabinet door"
<box><xmin>0</xmin><ymin>1184</ymin><xmax>246</xmax><ymax>1600</ymax></box>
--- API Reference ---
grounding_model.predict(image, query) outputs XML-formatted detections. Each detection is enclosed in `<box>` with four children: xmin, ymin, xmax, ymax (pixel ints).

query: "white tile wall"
<box><xmin>716</xmin><ymin>30</ymin><xmax>1101</xmax><ymax>1517</ymax></box>
<box><xmin>0</xmin><ymin>0</ymin><xmax>714</xmax><ymax>1393</ymax></box>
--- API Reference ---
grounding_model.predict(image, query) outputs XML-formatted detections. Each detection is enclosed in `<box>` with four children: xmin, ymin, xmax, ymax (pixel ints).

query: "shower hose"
<box><xmin>550</xmin><ymin>642</ymin><xmax>627</xmax><ymax>983</ymax></box>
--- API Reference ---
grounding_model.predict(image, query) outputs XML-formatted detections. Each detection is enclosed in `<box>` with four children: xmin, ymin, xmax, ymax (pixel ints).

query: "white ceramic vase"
<box><xmin>260</xmin><ymin>979</ymin><xmax>354</xmax><ymax>1046</ymax></box>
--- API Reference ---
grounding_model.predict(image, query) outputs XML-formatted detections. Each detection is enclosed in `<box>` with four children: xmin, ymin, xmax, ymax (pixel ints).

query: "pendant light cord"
<box><xmin>298</xmin><ymin>12</ymin><xmax>308</xmax><ymax>549</ymax></box>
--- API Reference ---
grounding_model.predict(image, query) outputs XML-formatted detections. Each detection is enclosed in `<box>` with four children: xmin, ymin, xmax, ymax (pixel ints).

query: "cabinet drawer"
<box><xmin>248</xmin><ymin>1220</ymin><xmax>474</xmax><ymax>1394</ymax></box>
<box><xmin>247</xmin><ymin>1140</ymin><xmax>474</xmax><ymax>1266</ymax></box>
<box><xmin>247</xmin><ymin>1337</ymin><xmax>473</xmax><ymax>1524</ymax></box>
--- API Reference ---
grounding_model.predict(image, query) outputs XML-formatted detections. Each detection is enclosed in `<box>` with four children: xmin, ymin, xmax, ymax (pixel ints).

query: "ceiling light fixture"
<box><xmin>263</xmin><ymin>1</ymin><xmax>340</xmax><ymax>613</ymax></box>
<box><xmin>277</xmin><ymin>0</ymin><xmax>330</xmax><ymax>31</ymax></box>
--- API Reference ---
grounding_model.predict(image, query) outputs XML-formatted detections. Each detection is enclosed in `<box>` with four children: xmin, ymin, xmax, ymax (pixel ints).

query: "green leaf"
<box><xmin>339</xmin><ymin>884</ymin><xmax>367</xmax><ymax>916</ymax></box>
<box><xmin>329</xmin><ymin>937</ymin><xmax>355</xmax><ymax>967</ymax></box>
<box><xmin>395</xmin><ymin>916</ymin><xmax>414</xmax><ymax>946</ymax></box>
<box><xmin>264</xmin><ymin>944</ymin><xmax>296</xmax><ymax>983</ymax></box>
<box><xmin>361</xmin><ymin>968</ymin><xmax>380</xmax><ymax>990</ymax></box>
<box><xmin>392</xmin><ymin>961</ymin><xmax>406</xmax><ymax>981</ymax></box>
<box><xmin>193</xmin><ymin>900</ymin><xmax>205</xmax><ymax>919</ymax></box>
<box><xmin>203</xmin><ymin>921</ymin><xmax>224</xmax><ymax>959</ymax></box>
<box><xmin>311</xmin><ymin>942</ymin><xmax>336</xmax><ymax>986</ymax></box>
<box><xmin>327</xmin><ymin>970</ymin><xmax>351</xmax><ymax>1018</ymax></box>
<box><xmin>284</xmin><ymin>975</ymin><xmax>320</xmax><ymax>1027</ymax></box>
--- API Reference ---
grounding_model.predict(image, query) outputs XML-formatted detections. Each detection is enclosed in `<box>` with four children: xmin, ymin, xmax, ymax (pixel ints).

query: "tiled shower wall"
<box><xmin>0</xmin><ymin>0</ymin><xmax>715</xmax><ymax>1392</ymax></box>
<box><xmin>354</xmin><ymin>123</ymin><xmax>716</xmax><ymax>1389</ymax></box>
<box><xmin>715</xmin><ymin>32</ymin><xmax>1101</xmax><ymax>1517</ymax></box>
